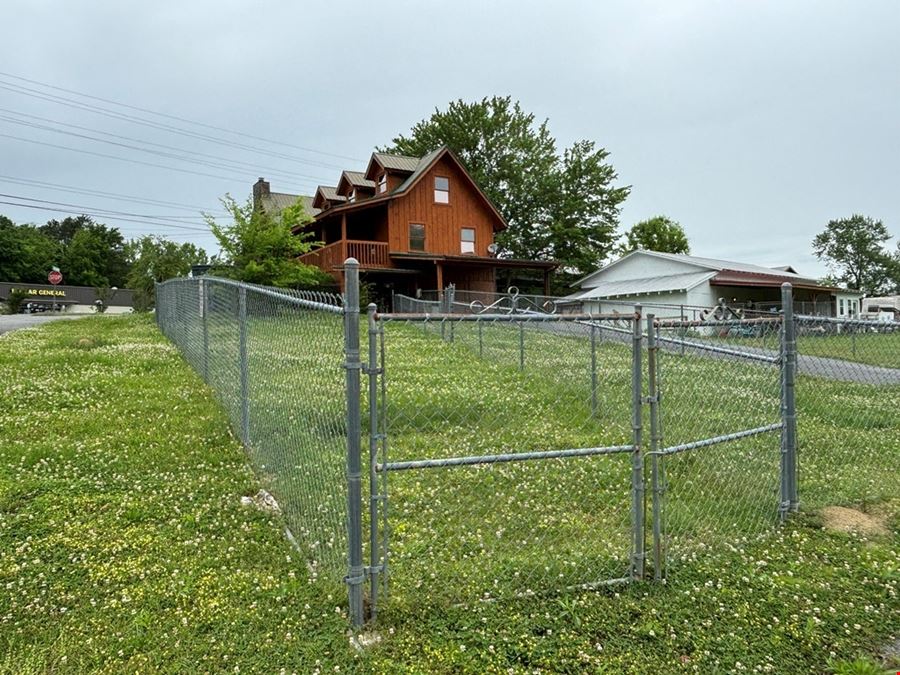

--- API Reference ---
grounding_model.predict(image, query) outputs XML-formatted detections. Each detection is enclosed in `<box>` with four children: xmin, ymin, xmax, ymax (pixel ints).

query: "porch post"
<box><xmin>341</xmin><ymin>213</ymin><xmax>348</xmax><ymax>262</ymax></box>
<box><xmin>436</xmin><ymin>262</ymin><xmax>444</xmax><ymax>298</ymax></box>
<box><xmin>543</xmin><ymin>268</ymin><xmax>550</xmax><ymax>296</ymax></box>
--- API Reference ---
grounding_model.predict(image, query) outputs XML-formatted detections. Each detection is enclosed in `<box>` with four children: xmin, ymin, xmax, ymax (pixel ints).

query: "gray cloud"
<box><xmin>1</xmin><ymin>0</ymin><xmax>897</xmax><ymax>274</ymax></box>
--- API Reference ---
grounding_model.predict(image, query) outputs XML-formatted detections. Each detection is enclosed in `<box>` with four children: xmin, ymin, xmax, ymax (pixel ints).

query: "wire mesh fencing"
<box><xmin>370</xmin><ymin>310</ymin><xmax>641</xmax><ymax>609</ymax></box>
<box><xmin>649</xmin><ymin>313</ymin><xmax>786</xmax><ymax>579</ymax></box>
<box><xmin>155</xmin><ymin>277</ymin><xmax>349</xmax><ymax>585</ymax></box>
<box><xmin>789</xmin><ymin>315</ymin><xmax>900</xmax><ymax>510</ymax></box>
<box><xmin>154</xmin><ymin>269</ymin><xmax>899</xmax><ymax>628</ymax></box>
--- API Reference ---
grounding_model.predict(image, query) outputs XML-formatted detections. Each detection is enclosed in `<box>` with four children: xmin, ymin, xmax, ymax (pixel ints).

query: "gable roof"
<box><xmin>311</xmin><ymin>146</ymin><xmax>508</xmax><ymax>232</ymax></box>
<box><xmin>576</xmin><ymin>250</ymin><xmax>818</xmax><ymax>288</ymax></box>
<box><xmin>259</xmin><ymin>192</ymin><xmax>318</xmax><ymax>217</ymax></box>
<box><xmin>567</xmin><ymin>270</ymin><xmax>716</xmax><ymax>301</ymax></box>
<box><xmin>364</xmin><ymin>152</ymin><xmax>420</xmax><ymax>180</ymax></box>
<box><xmin>312</xmin><ymin>185</ymin><xmax>346</xmax><ymax>210</ymax></box>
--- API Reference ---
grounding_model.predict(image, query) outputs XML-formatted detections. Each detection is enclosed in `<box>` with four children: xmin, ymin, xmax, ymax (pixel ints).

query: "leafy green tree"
<box><xmin>382</xmin><ymin>96</ymin><xmax>629</xmax><ymax>276</ymax></box>
<box><xmin>621</xmin><ymin>216</ymin><xmax>691</xmax><ymax>255</ymax></box>
<box><xmin>39</xmin><ymin>215</ymin><xmax>129</xmax><ymax>288</ymax></box>
<box><xmin>812</xmin><ymin>215</ymin><xmax>895</xmax><ymax>294</ymax></box>
<box><xmin>0</xmin><ymin>216</ymin><xmax>61</xmax><ymax>282</ymax></box>
<box><xmin>125</xmin><ymin>235</ymin><xmax>208</xmax><ymax>310</ymax></box>
<box><xmin>205</xmin><ymin>195</ymin><xmax>327</xmax><ymax>288</ymax></box>
<box><xmin>40</xmin><ymin>215</ymin><xmax>94</xmax><ymax>247</ymax></box>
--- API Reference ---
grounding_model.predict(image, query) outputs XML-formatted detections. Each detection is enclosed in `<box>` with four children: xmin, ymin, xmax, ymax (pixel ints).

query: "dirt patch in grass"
<box><xmin>820</xmin><ymin>506</ymin><xmax>889</xmax><ymax>536</ymax></box>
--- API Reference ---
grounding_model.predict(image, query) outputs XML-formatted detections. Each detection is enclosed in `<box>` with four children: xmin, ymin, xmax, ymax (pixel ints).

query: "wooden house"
<box><xmin>253</xmin><ymin>146</ymin><xmax>555</xmax><ymax>296</ymax></box>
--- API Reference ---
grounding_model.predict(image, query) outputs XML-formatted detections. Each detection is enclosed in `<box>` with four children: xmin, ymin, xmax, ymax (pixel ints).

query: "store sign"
<box><xmin>15</xmin><ymin>288</ymin><xmax>67</xmax><ymax>298</ymax></box>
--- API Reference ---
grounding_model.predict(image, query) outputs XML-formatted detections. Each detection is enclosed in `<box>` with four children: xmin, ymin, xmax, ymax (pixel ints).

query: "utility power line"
<box><xmin>0</xmin><ymin>70</ymin><xmax>363</xmax><ymax>163</ymax></box>
<box><xmin>0</xmin><ymin>78</ymin><xmax>360</xmax><ymax>173</ymax></box>
<box><xmin>0</xmin><ymin>175</ymin><xmax>228</xmax><ymax>214</ymax></box>
<box><xmin>0</xmin><ymin>116</ymin><xmax>322</xmax><ymax>188</ymax></box>
<box><xmin>0</xmin><ymin>199</ymin><xmax>212</xmax><ymax>233</ymax></box>
<box><xmin>0</xmin><ymin>108</ymin><xmax>337</xmax><ymax>185</ymax></box>
<box><xmin>0</xmin><ymin>193</ymin><xmax>217</xmax><ymax>224</ymax></box>
<box><xmin>0</xmin><ymin>132</ymin><xmax>312</xmax><ymax>192</ymax></box>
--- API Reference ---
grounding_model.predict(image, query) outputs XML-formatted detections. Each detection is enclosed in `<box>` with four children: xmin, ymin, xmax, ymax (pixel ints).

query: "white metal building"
<box><xmin>567</xmin><ymin>251</ymin><xmax>863</xmax><ymax>319</ymax></box>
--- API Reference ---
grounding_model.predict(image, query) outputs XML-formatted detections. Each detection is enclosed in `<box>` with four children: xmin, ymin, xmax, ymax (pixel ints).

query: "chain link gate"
<box><xmin>365</xmin><ymin>307</ymin><xmax>643</xmax><ymax>614</ymax></box>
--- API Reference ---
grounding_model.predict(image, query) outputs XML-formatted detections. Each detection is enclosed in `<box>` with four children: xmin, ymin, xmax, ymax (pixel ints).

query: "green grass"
<box><xmin>797</xmin><ymin>331</ymin><xmax>900</xmax><ymax>369</ymax></box>
<box><xmin>0</xmin><ymin>315</ymin><xmax>898</xmax><ymax>673</ymax></box>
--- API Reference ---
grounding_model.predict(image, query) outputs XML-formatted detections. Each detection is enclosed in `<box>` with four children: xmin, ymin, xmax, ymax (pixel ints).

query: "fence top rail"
<box><xmin>376</xmin><ymin>311</ymin><xmax>637</xmax><ymax>323</ymax></box>
<box><xmin>156</xmin><ymin>275</ymin><xmax>345</xmax><ymax>314</ymax></box>
<box><xmin>796</xmin><ymin>313</ymin><xmax>899</xmax><ymax>327</ymax></box>
<box><xmin>655</xmin><ymin>316</ymin><xmax>784</xmax><ymax>328</ymax></box>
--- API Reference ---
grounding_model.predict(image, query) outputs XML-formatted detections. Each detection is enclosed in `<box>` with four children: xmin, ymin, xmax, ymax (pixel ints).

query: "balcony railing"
<box><xmin>298</xmin><ymin>240</ymin><xmax>390</xmax><ymax>270</ymax></box>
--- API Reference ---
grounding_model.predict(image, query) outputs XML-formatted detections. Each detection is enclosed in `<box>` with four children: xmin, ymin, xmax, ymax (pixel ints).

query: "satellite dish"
<box><xmin>487</xmin><ymin>243</ymin><xmax>499</xmax><ymax>256</ymax></box>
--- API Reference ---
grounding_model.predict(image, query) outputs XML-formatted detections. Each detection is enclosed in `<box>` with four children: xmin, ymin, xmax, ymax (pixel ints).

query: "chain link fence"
<box><xmin>155</xmin><ymin>267</ymin><xmax>898</xmax><ymax>627</ymax></box>
<box><xmin>155</xmin><ymin>277</ymin><xmax>349</xmax><ymax>586</ymax></box>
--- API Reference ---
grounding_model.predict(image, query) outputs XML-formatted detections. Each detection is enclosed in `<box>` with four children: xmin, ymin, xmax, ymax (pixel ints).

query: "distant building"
<box><xmin>566</xmin><ymin>250</ymin><xmax>863</xmax><ymax>318</ymax></box>
<box><xmin>0</xmin><ymin>282</ymin><xmax>134</xmax><ymax>314</ymax></box>
<box><xmin>252</xmin><ymin>146</ymin><xmax>556</xmax><ymax>295</ymax></box>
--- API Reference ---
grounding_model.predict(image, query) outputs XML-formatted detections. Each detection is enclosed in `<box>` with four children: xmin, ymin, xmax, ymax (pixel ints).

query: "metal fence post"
<box><xmin>238</xmin><ymin>285</ymin><xmax>250</xmax><ymax>446</ymax></box>
<box><xmin>201</xmin><ymin>280</ymin><xmax>209</xmax><ymax>383</ymax></box>
<box><xmin>780</xmin><ymin>283</ymin><xmax>799</xmax><ymax>517</ymax></box>
<box><xmin>590</xmin><ymin>323</ymin><xmax>598</xmax><ymax>417</ymax></box>
<box><xmin>518</xmin><ymin>321</ymin><xmax>525</xmax><ymax>372</ymax></box>
<box><xmin>646</xmin><ymin>314</ymin><xmax>664</xmax><ymax>580</ymax></box>
<box><xmin>631</xmin><ymin>305</ymin><xmax>645</xmax><ymax>579</ymax></box>
<box><xmin>343</xmin><ymin>258</ymin><xmax>365</xmax><ymax>627</ymax></box>
<box><xmin>478</xmin><ymin>319</ymin><xmax>484</xmax><ymax>358</ymax></box>
<box><xmin>366</xmin><ymin>303</ymin><xmax>381</xmax><ymax>621</ymax></box>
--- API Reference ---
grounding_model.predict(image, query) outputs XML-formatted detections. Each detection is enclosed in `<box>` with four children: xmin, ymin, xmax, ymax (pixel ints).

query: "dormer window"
<box><xmin>434</xmin><ymin>176</ymin><xmax>449</xmax><ymax>204</ymax></box>
<box><xmin>348</xmin><ymin>188</ymin><xmax>356</xmax><ymax>203</ymax></box>
<box><xmin>378</xmin><ymin>174</ymin><xmax>387</xmax><ymax>193</ymax></box>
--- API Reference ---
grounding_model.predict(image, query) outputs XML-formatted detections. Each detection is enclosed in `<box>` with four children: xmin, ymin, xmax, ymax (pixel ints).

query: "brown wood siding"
<box><xmin>387</xmin><ymin>155</ymin><xmax>500</xmax><ymax>255</ymax></box>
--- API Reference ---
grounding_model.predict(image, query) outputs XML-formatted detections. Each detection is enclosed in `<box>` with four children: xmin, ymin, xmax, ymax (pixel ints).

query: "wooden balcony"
<box><xmin>298</xmin><ymin>240</ymin><xmax>391</xmax><ymax>271</ymax></box>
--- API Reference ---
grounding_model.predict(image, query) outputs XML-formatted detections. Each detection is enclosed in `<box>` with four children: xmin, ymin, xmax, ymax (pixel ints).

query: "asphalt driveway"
<box><xmin>0</xmin><ymin>313</ymin><xmax>87</xmax><ymax>336</ymax></box>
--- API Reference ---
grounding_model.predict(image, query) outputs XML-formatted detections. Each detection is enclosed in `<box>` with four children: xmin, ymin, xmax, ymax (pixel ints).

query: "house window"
<box><xmin>434</xmin><ymin>176</ymin><xmax>449</xmax><ymax>203</ymax></box>
<box><xmin>409</xmin><ymin>223</ymin><xmax>426</xmax><ymax>251</ymax></box>
<box><xmin>461</xmin><ymin>227</ymin><xmax>475</xmax><ymax>254</ymax></box>
<box><xmin>839</xmin><ymin>298</ymin><xmax>845</xmax><ymax>315</ymax></box>
<box><xmin>347</xmin><ymin>188</ymin><xmax>356</xmax><ymax>203</ymax></box>
<box><xmin>378</xmin><ymin>174</ymin><xmax>387</xmax><ymax>193</ymax></box>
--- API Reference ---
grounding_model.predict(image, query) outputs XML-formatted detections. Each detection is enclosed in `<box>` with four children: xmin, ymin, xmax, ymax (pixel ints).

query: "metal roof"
<box><xmin>261</xmin><ymin>192</ymin><xmax>319</xmax><ymax>216</ymax></box>
<box><xmin>567</xmin><ymin>271</ymin><xmax>716</xmax><ymax>300</ymax></box>
<box><xmin>577</xmin><ymin>250</ymin><xmax>821</xmax><ymax>288</ymax></box>
<box><xmin>343</xmin><ymin>171</ymin><xmax>375</xmax><ymax>188</ymax></box>
<box><xmin>316</xmin><ymin>185</ymin><xmax>344</xmax><ymax>201</ymax></box>
<box><xmin>394</xmin><ymin>147</ymin><xmax>445</xmax><ymax>193</ymax></box>
<box><xmin>372</xmin><ymin>153</ymin><xmax>420</xmax><ymax>173</ymax></box>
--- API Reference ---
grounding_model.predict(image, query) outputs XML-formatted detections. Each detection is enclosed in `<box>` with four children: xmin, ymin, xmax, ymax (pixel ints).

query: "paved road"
<box><xmin>0</xmin><ymin>313</ymin><xmax>87</xmax><ymax>336</ymax></box>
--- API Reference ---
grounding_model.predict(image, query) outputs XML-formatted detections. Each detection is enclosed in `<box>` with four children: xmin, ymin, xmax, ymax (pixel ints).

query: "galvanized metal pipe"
<box><xmin>630</xmin><ymin>306</ymin><xmax>645</xmax><ymax>580</ymax></box>
<box><xmin>653</xmin><ymin>422</ymin><xmax>783</xmax><ymax>457</ymax></box>
<box><xmin>238</xmin><ymin>286</ymin><xmax>249</xmax><ymax>446</ymax></box>
<box><xmin>377</xmin><ymin>312</ymin><xmax>628</xmax><ymax>322</ymax></box>
<box><xmin>201</xmin><ymin>280</ymin><xmax>209</xmax><ymax>383</ymax></box>
<box><xmin>646</xmin><ymin>314</ymin><xmax>664</xmax><ymax>581</ymax></box>
<box><xmin>377</xmin><ymin>444</ymin><xmax>633</xmax><ymax>472</ymax></box>
<box><xmin>590</xmin><ymin>324</ymin><xmax>598</xmax><ymax>417</ymax></box>
<box><xmin>343</xmin><ymin>259</ymin><xmax>365</xmax><ymax>627</ymax></box>
<box><xmin>366</xmin><ymin>303</ymin><xmax>380</xmax><ymax>621</ymax></box>
<box><xmin>781</xmin><ymin>283</ymin><xmax>799</xmax><ymax>515</ymax></box>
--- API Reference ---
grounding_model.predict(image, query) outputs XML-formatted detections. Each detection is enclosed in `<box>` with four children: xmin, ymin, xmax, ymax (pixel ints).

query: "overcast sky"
<box><xmin>1</xmin><ymin>0</ymin><xmax>898</xmax><ymax>278</ymax></box>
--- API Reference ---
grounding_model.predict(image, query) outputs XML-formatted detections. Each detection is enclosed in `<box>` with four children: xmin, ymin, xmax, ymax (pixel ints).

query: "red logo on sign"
<box><xmin>48</xmin><ymin>270</ymin><xmax>63</xmax><ymax>285</ymax></box>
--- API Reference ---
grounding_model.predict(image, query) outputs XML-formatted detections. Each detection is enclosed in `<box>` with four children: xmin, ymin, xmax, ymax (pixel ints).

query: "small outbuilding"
<box><xmin>566</xmin><ymin>251</ymin><xmax>862</xmax><ymax>318</ymax></box>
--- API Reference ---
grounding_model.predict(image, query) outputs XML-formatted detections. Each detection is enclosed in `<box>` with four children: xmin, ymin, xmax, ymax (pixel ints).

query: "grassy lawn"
<box><xmin>796</xmin><ymin>330</ymin><xmax>900</xmax><ymax>369</ymax></box>
<box><xmin>0</xmin><ymin>315</ymin><xmax>898</xmax><ymax>673</ymax></box>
